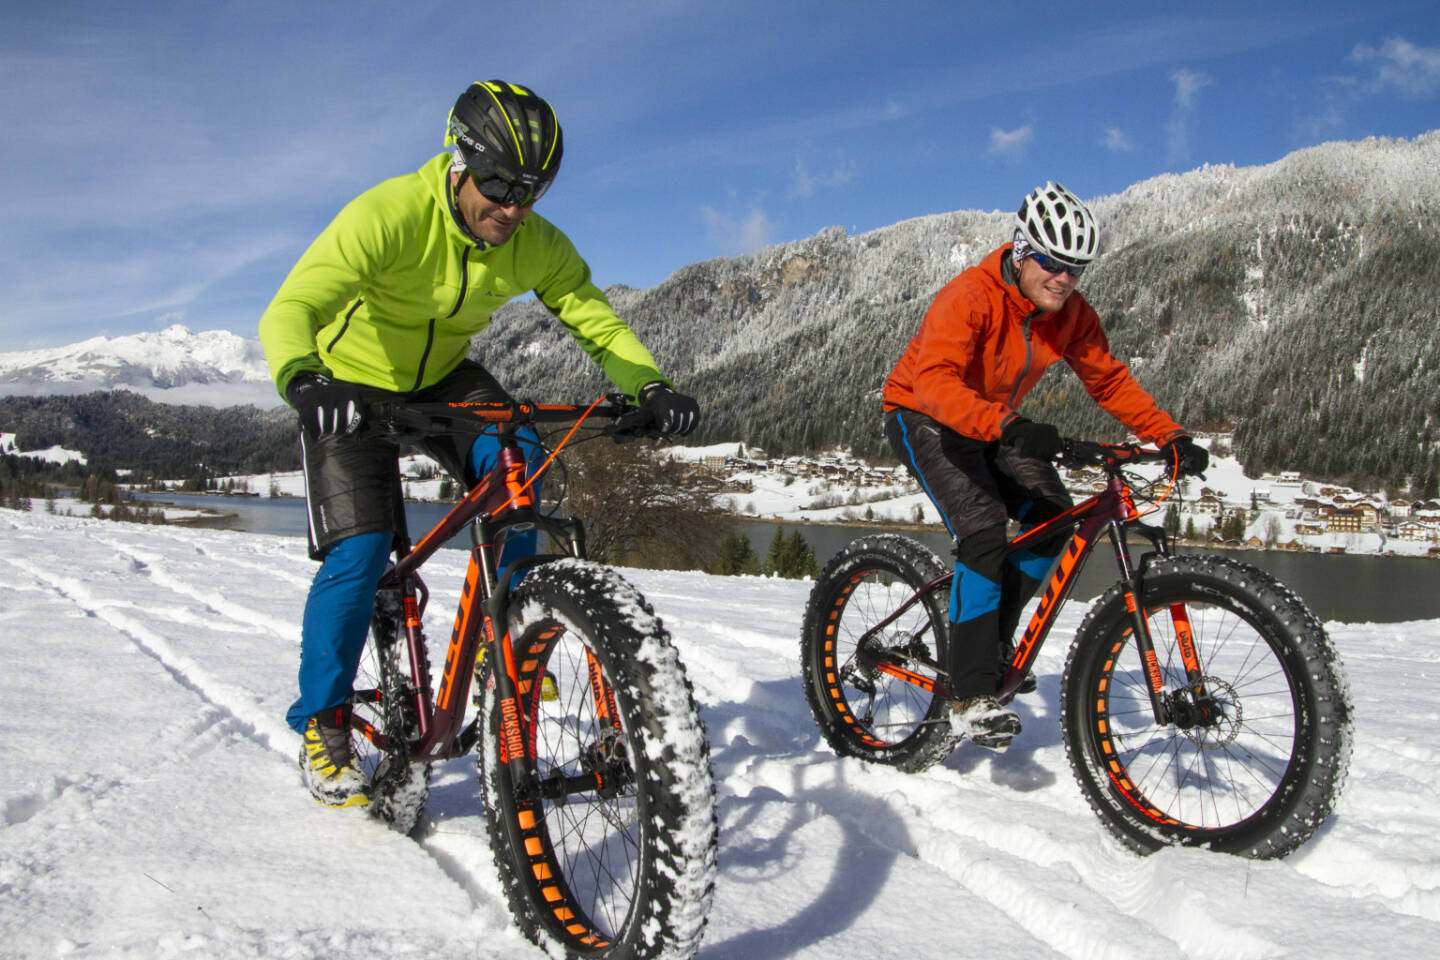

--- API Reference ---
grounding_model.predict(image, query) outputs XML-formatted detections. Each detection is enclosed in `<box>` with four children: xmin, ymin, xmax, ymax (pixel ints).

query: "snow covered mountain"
<box><xmin>4</xmin><ymin>130</ymin><xmax>1438</xmax><ymax>492</ymax></box>
<box><xmin>0</xmin><ymin>324</ymin><xmax>276</xmax><ymax>408</ymax></box>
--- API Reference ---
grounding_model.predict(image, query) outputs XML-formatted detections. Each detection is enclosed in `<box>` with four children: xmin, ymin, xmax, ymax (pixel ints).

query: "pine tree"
<box><xmin>764</xmin><ymin>529</ymin><xmax>788</xmax><ymax>576</ymax></box>
<box><xmin>782</xmin><ymin>531</ymin><xmax>819</xmax><ymax>579</ymax></box>
<box><xmin>713</xmin><ymin>533</ymin><xmax>761</xmax><ymax>575</ymax></box>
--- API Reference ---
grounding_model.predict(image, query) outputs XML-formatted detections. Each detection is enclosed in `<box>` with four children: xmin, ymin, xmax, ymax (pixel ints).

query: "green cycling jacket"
<box><xmin>259</xmin><ymin>152</ymin><xmax>666</xmax><ymax>400</ymax></box>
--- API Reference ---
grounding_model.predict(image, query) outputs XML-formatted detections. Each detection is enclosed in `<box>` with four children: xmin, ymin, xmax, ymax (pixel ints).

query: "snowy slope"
<box><xmin>2</xmin><ymin>508</ymin><xmax>1438</xmax><ymax>958</ymax></box>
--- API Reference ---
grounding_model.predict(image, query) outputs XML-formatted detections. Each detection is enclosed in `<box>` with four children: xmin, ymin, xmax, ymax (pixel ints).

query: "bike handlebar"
<box><xmin>365</xmin><ymin>393</ymin><xmax>661</xmax><ymax>441</ymax></box>
<box><xmin>1058</xmin><ymin>438</ymin><xmax>1189</xmax><ymax>477</ymax></box>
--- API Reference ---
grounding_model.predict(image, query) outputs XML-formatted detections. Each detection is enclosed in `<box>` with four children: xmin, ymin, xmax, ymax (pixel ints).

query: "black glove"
<box><xmin>286</xmin><ymin>372</ymin><xmax>364</xmax><ymax>439</ymax></box>
<box><xmin>638</xmin><ymin>382</ymin><xmax>700</xmax><ymax>436</ymax></box>
<box><xmin>1163</xmin><ymin>435</ymin><xmax>1209</xmax><ymax>477</ymax></box>
<box><xmin>1000</xmin><ymin>417</ymin><xmax>1063</xmax><ymax>460</ymax></box>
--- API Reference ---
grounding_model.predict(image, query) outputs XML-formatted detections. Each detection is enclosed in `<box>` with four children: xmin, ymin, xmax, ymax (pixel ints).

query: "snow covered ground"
<box><xmin>2</xmin><ymin>507</ymin><xmax>1438</xmax><ymax>958</ymax></box>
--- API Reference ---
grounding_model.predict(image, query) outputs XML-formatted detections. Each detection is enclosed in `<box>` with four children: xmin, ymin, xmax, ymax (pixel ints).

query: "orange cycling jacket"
<box><xmin>883</xmin><ymin>244</ymin><xmax>1184</xmax><ymax>447</ymax></box>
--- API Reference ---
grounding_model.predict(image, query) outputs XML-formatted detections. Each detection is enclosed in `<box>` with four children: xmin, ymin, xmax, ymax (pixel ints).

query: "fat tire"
<box><xmin>354</xmin><ymin>585</ymin><xmax>431</xmax><ymax>835</ymax></box>
<box><xmin>477</xmin><ymin>560</ymin><xmax>717</xmax><ymax>960</ymax></box>
<box><xmin>800</xmin><ymin>534</ymin><xmax>955</xmax><ymax>773</ymax></box>
<box><xmin>1061</xmin><ymin>554</ymin><xmax>1352</xmax><ymax>859</ymax></box>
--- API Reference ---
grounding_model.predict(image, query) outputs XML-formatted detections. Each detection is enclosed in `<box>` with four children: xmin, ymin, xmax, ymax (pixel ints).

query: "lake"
<box><xmin>135</xmin><ymin>492</ymin><xmax>1437</xmax><ymax>624</ymax></box>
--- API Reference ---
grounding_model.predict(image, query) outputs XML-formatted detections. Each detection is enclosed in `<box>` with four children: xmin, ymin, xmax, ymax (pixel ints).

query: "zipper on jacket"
<box><xmin>1008</xmin><ymin>313</ymin><xmax>1039</xmax><ymax>411</ymax></box>
<box><xmin>327</xmin><ymin>299</ymin><xmax>364</xmax><ymax>352</ymax></box>
<box><xmin>447</xmin><ymin>251</ymin><xmax>471</xmax><ymax>319</ymax></box>
<box><xmin>410</xmin><ymin>319</ymin><xmax>437</xmax><ymax>392</ymax></box>
<box><xmin>410</xmin><ymin>246</ymin><xmax>475</xmax><ymax>391</ymax></box>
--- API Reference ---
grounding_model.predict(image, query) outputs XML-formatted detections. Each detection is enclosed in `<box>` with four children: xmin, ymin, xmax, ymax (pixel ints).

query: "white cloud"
<box><xmin>700</xmin><ymin>202</ymin><xmax>776</xmax><ymax>256</ymax></box>
<box><xmin>788</xmin><ymin>155</ymin><xmax>853</xmax><ymax>200</ymax></box>
<box><xmin>737</xmin><ymin>209</ymin><xmax>774</xmax><ymax>254</ymax></box>
<box><xmin>1166</xmin><ymin>68</ymin><xmax>1213</xmax><ymax>164</ymax></box>
<box><xmin>1351</xmin><ymin>36</ymin><xmax>1440</xmax><ymax>98</ymax></box>
<box><xmin>1102</xmin><ymin>126</ymin><xmax>1134</xmax><ymax>151</ymax></box>
<box><xmin>987</xmin><ymin>123</ymin><xmax>1034</xmax><ymax>158</ymax></box>
<box><xmin>1171</xmin><ymin>67</ymin><xmax>1213</xmax><ymax>109</ymax></box>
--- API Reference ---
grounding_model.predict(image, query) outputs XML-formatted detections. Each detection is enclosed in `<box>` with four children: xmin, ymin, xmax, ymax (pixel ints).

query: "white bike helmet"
<box><xmin>1015</xmin><ymin>181</ymin><xmax>1099</xmax><ymax>265</ymax></box>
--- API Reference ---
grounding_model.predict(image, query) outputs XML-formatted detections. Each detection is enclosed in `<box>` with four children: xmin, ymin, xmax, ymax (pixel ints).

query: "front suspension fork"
<box><xmin>1108</xmin><ymin>521</ymin><xmax>1207</xmax><ymax>725</ymax></box>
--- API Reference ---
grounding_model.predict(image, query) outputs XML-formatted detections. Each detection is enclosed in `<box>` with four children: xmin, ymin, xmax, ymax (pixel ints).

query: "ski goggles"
<box><xmin>470</xmin><ymin>171</ymin><xmax>553</xmax><ymax>208</ymax></box>
<box><xmin>1027</xmin><ymin>251</ymin><xmax>1087</xmax><ymax>277</ymax></box>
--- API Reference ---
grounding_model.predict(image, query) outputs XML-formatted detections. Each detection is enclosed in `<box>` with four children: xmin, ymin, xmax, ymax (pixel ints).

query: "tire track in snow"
<box><xmin>186</xmin><ymin>537</ymin><xmax>318</xmax><ymax>588</ymax></box>
<box><xmin>71</xmin><ymin>536</ymin><xmax>538</xmax><ymax>928</ymax></box>
<box><xmin>5</xmin><ymin>554</ymin><xmax>296</xmax><ymax>756</ymax></box>
<box><xmin>734</xmin><ymin>746</ymin><xmax>1194</xmax><ymax>959</ymax></box>
<box><xmin>94</xmin><ymin>535</ymin><xmax>300</xmax><ymax>640</ymax></box>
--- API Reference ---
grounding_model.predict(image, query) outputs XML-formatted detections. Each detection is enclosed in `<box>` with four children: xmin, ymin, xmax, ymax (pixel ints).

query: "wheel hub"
<box><xmin>1168</xmin><ymin>678</ymin><xmax>1242</xmax><ymax>748</ymax></box>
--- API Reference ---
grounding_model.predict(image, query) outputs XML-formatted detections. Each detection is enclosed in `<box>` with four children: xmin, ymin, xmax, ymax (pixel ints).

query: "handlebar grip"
<box><xmin>607</xmin><ymin>406</ymin><xmax>661</xmax><ymax>443</ymax></box>
<box><xmin>364</xmin><ymin>401</ymin><xmax>440</xmax><ymax>436</ymax></box>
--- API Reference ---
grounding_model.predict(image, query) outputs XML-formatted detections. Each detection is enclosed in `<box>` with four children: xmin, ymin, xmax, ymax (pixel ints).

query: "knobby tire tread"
<box><xmin>1060</xmin><ymin>553</ymin><xmax>1352</xmax><ymax>859</ymax></box>
<box><xmin>800</xmin><ymin>534</ymin><xmax>956</xmax><ymax>773</ymax></box>
<box><xmin>357</xmin><ymin>586</ymin><xmax>431</xmax><ymax>836</ymax></box>
<box><xmin>477</xmin><ymin>560</ymin><xmax>717</xmax><ymax>960</ymax></box>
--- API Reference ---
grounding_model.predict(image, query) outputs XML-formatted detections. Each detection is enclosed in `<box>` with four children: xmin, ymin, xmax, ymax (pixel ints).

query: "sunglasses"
<box><xmin>1028</xmin><ymin>252</ymin><xmax>1086</xmax><ymax>277</ymax></box>
<box><xmin>470</xmin><ymin>172</ymin><xmax>552</xmax><ymax>208</ymax></box>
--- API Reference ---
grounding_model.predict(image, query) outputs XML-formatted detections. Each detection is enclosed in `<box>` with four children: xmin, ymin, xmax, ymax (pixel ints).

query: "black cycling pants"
<box><xmin>884</xmin><ymin>408</ymin><xmax>1071</xmax><ymax>697</ymax></box>
<box><xmin>298</xmin><ymin>360</ymin><xmax>518</xmax><ymax>558</ymax></box>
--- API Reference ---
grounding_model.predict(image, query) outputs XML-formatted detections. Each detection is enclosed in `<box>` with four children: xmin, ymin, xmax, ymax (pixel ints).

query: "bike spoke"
<box><xmin>801</xmin><ymin>536</ymin><xmax>957</xmax><ymax>772</ymax></box>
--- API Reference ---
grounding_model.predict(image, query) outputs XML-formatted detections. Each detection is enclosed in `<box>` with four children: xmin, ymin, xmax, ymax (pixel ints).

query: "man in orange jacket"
<box><xmin>882</xmin><ymin>181</ymin><xmax>1208</xmax><ymax>748</ymax></box>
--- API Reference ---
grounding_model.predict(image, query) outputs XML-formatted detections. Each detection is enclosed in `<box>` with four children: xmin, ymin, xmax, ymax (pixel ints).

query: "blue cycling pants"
<box><xmin>286</xmin><ymin>431</ymin><xmax>541</xmax><ymax>732</ymax></box>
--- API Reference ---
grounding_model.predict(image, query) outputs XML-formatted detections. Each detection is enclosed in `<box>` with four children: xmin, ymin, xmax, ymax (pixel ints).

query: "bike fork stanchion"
<box><xmin>1166</xmin><ymin>602</ymin><xmax>1208</xmax><ymax>686</ymax></box>
<box><xmin>1105</xmin><ymin>520</ymin><xmax>1172</xmax><ymax>724</ymax></box>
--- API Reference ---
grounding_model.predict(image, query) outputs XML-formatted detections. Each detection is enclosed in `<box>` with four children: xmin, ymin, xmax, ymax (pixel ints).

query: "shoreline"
<box><xmin>124</xmin><ymin>492</ymin><xmax>1440</xmax><ymax>561</ymax></box>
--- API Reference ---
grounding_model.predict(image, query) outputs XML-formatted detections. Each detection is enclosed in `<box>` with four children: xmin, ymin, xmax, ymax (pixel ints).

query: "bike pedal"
<box><xmin>539</xmin><ymin>671</ymin><xmax>559</xmax><ymax>702</ymax></box>
<box><xmin>970</xmin><ymin>734</ymin><xmax>1013</xmax><ymax>751</ymax></box>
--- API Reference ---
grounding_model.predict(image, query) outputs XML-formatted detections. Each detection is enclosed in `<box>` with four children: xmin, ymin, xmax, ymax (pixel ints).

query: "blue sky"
<box><xmin>2</xmin><ymin>0</ymin><xmax>1437</xmax><ymax>351</ymax></box>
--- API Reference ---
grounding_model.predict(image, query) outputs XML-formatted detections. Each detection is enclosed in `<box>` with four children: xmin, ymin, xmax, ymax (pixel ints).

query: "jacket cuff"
<box><xmin>274</xmin><ymin>356</ymin><xmax>329</xmax><ymax>404</ymax></box>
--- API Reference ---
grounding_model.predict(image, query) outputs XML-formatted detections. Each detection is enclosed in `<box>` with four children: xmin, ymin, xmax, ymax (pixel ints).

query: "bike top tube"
<box><xmin>371</xmin><ymin>394</ymin><xmax>651</xmax><ymax>584</ymax></box>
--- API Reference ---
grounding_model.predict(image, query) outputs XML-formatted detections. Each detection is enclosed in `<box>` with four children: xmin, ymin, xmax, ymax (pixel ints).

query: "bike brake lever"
<box><xmin>608</xmin><ymin>407</ymin><xmax>661</xmax><ymax>444</ymax></box>
<box><xmin>367</xmin><ymin>402</ymin><xmax>443</xmax><ymax>437</ymax></box>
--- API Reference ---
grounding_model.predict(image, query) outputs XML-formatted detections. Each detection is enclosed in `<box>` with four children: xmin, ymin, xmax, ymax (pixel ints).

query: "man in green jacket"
<box><xmin>259</xmin><ymin>80</ymin><xmax>699</xmax><ymax>809</ymax></box>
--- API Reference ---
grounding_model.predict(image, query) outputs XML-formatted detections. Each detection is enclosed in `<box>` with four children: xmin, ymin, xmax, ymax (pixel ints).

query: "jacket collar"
<box><xmin>981</xmin><ymin>243</ymin><xmax>1041</xmax><ymax>317</ymax></box>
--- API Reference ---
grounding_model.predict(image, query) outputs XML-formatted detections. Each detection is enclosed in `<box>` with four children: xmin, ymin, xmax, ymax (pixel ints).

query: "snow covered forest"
<box><xmin>476</xmin><ymin>132</ymin><xmax>1440</xmax><ymax>495</ymax></box>
<box><xmin>1</xmin><ymin>132</ymin><xmax>1438</xmax><ymax>499</ymax></box>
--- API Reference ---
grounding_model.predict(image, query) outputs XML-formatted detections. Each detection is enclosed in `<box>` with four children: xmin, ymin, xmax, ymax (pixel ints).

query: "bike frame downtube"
<box><xmin>999</xmin><ymin>473</ymin><xmax>1173</xmax><ymax>709</ymax></box>
<box><xmin>375</xmin><ymin>438</ymin><xmax>539</xmax><ymax>761</ymax></box>
<box><xmin>853</xmin><ymin>491</ymin><xmax>1112</xmax><ymax>699</ymax></box>
<box><xmin>856</xmin><ymin>456</ymin><xmax>1192</xmax><ymax>720</ymax></box>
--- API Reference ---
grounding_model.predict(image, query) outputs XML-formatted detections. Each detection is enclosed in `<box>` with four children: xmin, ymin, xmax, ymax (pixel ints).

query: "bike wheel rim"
<box><xmin>510</xmin><ymin>619</ymin><xmax>645</xmax><ymax>949</ymax></box>
<box><xmin>820</xmin><ymin>567</ymin><xmax>944</xmax><ymax>747</ymax></box>
<box><xmin>1089</xmin><ymin>600</ymin><xmax>1304</xmax><ymax>836</ymax></box>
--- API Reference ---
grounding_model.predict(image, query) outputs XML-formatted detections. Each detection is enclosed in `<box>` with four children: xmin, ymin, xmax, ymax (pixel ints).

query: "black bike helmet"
<box><xmin>445</xmin><ymin>80</ymin><xmax>563</xmax><ymax>205</ymax></box>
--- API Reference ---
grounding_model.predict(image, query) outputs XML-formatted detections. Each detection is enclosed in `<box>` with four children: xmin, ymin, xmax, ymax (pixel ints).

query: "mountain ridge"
<box><xmin>3</xmin><ymin>130</ymin><xmax>1437</xmax><ymax>492</ymax></box>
